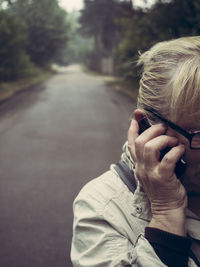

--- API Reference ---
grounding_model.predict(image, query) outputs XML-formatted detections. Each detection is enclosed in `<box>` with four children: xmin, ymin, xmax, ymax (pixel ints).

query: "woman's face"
<box><xmin>168</xmin><ymin>124</ymin><xmax>200</xmax><ymax>194</ymax></box>
<box><xmin>182</xmin><ymin>146</ymin><xmax>200</xmax><ymax>194</ymax></box>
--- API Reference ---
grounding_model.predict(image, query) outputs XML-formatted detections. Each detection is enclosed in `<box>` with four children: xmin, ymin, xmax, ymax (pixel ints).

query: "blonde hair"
<box><xmin>137</xmin><ymin>36</ymin><xmax>200</xmax><ymax>128</ymax></box>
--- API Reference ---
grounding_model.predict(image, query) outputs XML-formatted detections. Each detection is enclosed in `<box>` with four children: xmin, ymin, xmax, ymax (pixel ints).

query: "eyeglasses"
<box><xmin>144</xmin><ymin>108</ymin><xmax>200</xmax><ymax>150</ymax></box>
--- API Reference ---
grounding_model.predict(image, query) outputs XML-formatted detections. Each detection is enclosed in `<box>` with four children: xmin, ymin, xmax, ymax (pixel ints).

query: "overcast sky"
<box><xmin>59</xmin><ymin>0</ymin><xmax>156</xmax><ymax>12</ymax></box>
<box><xmin>59</xmin><ymin>0</ymin><xmax>83</xmax><ymax>12</ymax></box>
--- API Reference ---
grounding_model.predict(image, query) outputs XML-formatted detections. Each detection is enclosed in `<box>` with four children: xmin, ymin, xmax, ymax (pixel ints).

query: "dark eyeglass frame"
<box><xmin>144</xmin><ymin>108</ymin><xmax>200</xmax><ymax>150</ymax></box>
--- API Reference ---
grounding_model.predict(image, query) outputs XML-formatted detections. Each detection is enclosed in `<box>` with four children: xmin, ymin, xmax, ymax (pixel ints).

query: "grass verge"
<box><xmin>82</xmin><ymin>65</ymin><xmax>139</xmax><ymax>101</ymax></box>
<box><xmin>104</xmin><ymin>77</ymin><xmax>139</xmax><ymax>101</ymax></box>
<box><xmin>0</xmin><ymin>69</ymin><xmax>53</xmax><ymax>102</ymax></box>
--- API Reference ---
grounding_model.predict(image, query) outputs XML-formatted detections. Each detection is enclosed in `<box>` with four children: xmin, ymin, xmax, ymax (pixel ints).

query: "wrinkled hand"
<box><xmin>128</xmin><ymin>120</ymin><xmax>187</xmax><ymax>236</ymax></box>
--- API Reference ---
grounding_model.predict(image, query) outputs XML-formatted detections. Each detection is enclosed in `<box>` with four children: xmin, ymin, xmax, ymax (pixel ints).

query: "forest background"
<box><xmin>0</xmin><ymin>0</ymin><xmax>200</xmax><ymax>97</ymax></box>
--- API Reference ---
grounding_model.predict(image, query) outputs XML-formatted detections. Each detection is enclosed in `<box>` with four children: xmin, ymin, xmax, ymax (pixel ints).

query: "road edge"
<box><xmin>0</xmin><ymin>71</ymin><xmax>53</xmax><ymax>104</ymax></box>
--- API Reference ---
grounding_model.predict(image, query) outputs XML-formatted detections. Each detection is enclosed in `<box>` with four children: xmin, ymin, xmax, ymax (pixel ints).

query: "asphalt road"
<box><xmin>0</xmin><ymin>65</ymin><xmax>136</xmax><ymax>267</ymax></box>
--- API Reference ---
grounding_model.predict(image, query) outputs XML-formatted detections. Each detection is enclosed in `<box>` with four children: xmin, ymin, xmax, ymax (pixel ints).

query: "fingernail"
<box><xmin>130</xmin><ymin>119</ymin><xmax>136</xmax><ymax>127</ymax></box>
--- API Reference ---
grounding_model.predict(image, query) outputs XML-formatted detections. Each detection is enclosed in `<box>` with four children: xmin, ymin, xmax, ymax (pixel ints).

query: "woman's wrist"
<box><xmin>149</xmin><ymin>208</ymin><xmax>187</xmax><ymax>237</ymax></box>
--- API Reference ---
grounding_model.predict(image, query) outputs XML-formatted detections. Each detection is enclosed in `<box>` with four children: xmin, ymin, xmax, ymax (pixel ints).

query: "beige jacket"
<box><xmin>71</xmin><ymin>143</ymin><xmax>200</xmax><ymax>266</ymax></box>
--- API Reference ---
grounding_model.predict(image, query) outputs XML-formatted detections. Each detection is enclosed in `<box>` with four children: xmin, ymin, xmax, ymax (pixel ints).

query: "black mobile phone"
<box><xmin>138</xmin><ymin>117</ymin><xmax>187</xmax><ymax>178</ymax></box>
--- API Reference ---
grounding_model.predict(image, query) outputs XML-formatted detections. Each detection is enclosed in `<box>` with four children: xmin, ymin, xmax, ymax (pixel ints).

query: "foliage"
<box><xmin>0</xmin><ymin>0</ymin><xmax>71</xmax><ymax>81</ymax></box>
<box><xmin>2</xmin><ymin>0</ymin><xmax>200</xmax><ymax>85</ymax></box>
<box><xmin>11</xmin><ymin>0</ymin><xmax>70</xmax><ymax>66</ymax></box>
<box><xmin>0</xmin><ymin>9</ymin><xmax>34</xmax><ymax>81</ymax></box>
<box><xmin>80</xmin><ymin>0</ymin><xmax>116</xmax><ymax>55</ymax></box>
<box><xmin>79</xmin><ymin>0</ymin><xmax>200</xmax><ymax>80</ymax></box>
<box><xmin>55</xmin><ymin>11</ymin><xmax>94</xmax><ymax>65</ymax></box>
<box><xmin>79</xmin><ymin>0</ymin><xmax>133</xmax><ymax>71</ymax></box>
<box><xmin>115</xmin><ymin>0</ymin><xmax>200</xmax><ymax>79</ymax></box>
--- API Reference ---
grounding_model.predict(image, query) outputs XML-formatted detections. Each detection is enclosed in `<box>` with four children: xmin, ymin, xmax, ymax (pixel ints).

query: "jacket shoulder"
<box><xmin>74</xmin><ymin>170</ymin><xmax>131</xmax><ymax>211</ymax></box>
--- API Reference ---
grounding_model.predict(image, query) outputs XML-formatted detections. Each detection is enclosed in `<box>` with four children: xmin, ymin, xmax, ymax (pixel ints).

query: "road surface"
<box><xmin>0</xmin><ymin>65</ymin><xmax>136</xmax><ymax>267</ymax></box>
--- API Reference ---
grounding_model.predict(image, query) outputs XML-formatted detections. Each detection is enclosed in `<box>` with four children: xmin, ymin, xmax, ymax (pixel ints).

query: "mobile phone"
<box><xmin>138</xmin><ymin>117</ymin><xmax>187</xmax><ymax>178</ymax></box>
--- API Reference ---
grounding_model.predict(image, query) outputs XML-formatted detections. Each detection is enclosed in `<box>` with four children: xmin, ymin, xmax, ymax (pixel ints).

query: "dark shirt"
<box><xmin>145</xmin><ymin>227</ymin><xmax>192</xmax><ymax>267</ymax></box>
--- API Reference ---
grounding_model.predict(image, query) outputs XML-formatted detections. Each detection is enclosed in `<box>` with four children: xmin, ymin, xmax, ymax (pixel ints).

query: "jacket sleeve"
<box><xmin>71</xmin><ymin>188</ymin><xmax>168</xmax><ymax>267</ymax></box>
<box><xmin>71</xmin><ymin>190</ymin><xmax>135</xmax><ymax>266</ymax></box>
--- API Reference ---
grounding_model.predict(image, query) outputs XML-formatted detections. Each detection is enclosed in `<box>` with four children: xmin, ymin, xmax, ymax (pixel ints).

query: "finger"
<box><xmin>135</xmin><ymin>123</ymin><xmax>167</xmax><ymax>162</ymax></box>
<box><xmin>128</xmin><ymin>120</ymin><xmax>139</xmax><ymax>161</ymax></box>
<box><xmin>128</xmin><ymin>120</ymin><xmax>139</xmax><ymax>145</ymax></box>
<box><xmin>143</xmin><ymin>135</ymin><xmax>179</xmax><ymax>168</ymax></box>
<box><xmin>159</xmin><ymin>144</ymin><xmax>185</xmax><ymax>176</ymax></box>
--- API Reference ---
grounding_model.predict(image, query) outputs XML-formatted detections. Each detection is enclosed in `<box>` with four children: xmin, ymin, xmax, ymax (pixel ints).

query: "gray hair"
<box><xmin>137</xmin><ymin>36</ymin><xmax>200</xmax><ymax>129</ymax></box>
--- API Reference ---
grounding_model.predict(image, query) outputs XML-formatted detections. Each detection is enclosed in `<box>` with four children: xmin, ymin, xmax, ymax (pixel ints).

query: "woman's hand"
<box><xmin>128</xmin><ymin>120</ymin><xmax>187</xmax><ymax>236</ymax></box>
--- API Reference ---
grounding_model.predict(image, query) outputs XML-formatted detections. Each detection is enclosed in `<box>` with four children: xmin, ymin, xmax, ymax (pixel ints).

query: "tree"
<box><xmin>0</xmin><ymin>10</ymin><xmax>33</xmax><ymax>81</ymax></box>
<box><xmin>79</xmin><ymin>0</ymin><xmax>133</xmax><ymax>71</ymax></box>
<box><xmin>115</xmin><ymin>0</ymin><xmax>200</xmax><ymax>79</ymax></box>
<box><xmin>55</xmin><ymin>11</ymin><xmax>94</xmax><ymax>65</ymax></box>
<box><xmin>80</xmin><ymin>0</ymin><xmax>124</xmax><ymax>56</ymax></box>
<box><xmin>10</xmin><ymin>0</ymin><xmax>70</xmax><ymax>66</ymax></box>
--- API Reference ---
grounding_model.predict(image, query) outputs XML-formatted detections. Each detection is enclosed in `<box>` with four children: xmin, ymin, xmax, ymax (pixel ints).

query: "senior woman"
<box><xmin>71</xmin><ymin>36</ymin><xmax>200</xmax><ymax>266</ymax></box>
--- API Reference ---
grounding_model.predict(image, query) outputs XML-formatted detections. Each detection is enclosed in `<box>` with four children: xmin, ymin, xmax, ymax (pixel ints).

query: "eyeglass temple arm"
<box><xmin>144</xmin><ymin>108</ymin><xmax>193</xmax><ymax>141</ymax></box>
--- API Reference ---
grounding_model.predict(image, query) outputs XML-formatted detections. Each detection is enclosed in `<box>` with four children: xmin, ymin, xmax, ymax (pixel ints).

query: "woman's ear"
<box><xmin>134</xmin><ymin>109</ymin><xmax>146</xmax><ymax>123</ymax></box>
